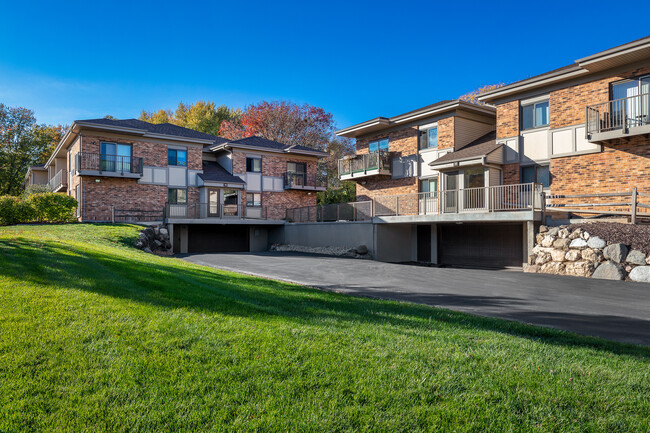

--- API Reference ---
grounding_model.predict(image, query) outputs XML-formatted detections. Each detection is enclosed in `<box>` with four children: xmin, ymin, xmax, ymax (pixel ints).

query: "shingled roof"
<box><xmin>77</xmin><ymin>118</ymin><xmax>219</xmax><ymax>142</ymax></box>
<box><xmin>198</xmin><ymin>161</ymin><xmax>245</xmax><ymax>184</ymax></box>
<box><xmin>430</xmin><ymin>132</ymin><xmax>501</xmax><ymax>166</ymax></box>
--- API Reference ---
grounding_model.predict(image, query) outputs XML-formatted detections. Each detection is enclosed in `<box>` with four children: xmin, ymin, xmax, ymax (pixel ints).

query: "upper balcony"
<box><xmin>75</xmin><ymin>152</ymin><xmax>144</xmax><ymax>178</ymax></box>
<box><xmin>283</xmin><ymin>172</ymin><xmax>327</xmax><ymax>191</ymax></box>
<box><xmin>338</xmin><ymin>150</ymin><xmax>391</xmax><ymax>181</ymax></box>
<box><xmin>48</xmin><ymin>169</ymin><xmax>67</xmax><ymax>192</ymax></box>
<box><xmin>586</xmin><ymin>93</ymin><xmax>650</xmax><ymax>142</ymax></box>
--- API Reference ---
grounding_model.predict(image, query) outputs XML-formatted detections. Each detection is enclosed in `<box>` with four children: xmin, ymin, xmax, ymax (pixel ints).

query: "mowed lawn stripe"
<box><xmin>0</xmin><ymin>224</ymin><xmax>649</xmax><ymax>432</ymax></box>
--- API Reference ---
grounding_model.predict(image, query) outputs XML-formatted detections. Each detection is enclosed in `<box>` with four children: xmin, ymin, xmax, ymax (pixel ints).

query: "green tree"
<box><xmin>0</xmin><ymin>104</ymin><xmax>60</xmax><ymax>196</ymax></box>
<box><xmin>139</xmin><ymin>101</ymin><xmax>240</xmax><ymax>136</ymax></box>
<box><xmin>317</xmin><ymin>181</ymin><xmax>356</xmax><ymax>205</ymax></box>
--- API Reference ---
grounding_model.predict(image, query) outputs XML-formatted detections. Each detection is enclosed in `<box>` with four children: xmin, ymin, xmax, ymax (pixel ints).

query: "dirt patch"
<box><xmin>569</xmin><ymin>222</ymin><xmax>650</xmax><ymax>254</ymax></box>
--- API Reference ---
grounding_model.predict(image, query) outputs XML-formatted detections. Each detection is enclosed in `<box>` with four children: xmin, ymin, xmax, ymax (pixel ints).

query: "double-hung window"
<box><xmin>168</xmin><ymin>149</ymin><xmax>187</xmax><ymax>166</ymax></box>
<box><xmin>246</xmin><ymin>193</ymin><xmax>262</xmax><ymax>207</ymax></box>
<box><xmin>246</xmin><ymin>157</ymin><xmax>261</xmax><ymax>173</ymax></box>
<box><xmin>521</xmin><ymin>164</ymin><xmax>550</xmax><ymax>188</ymax></box>
<box><xmin>419</xmin><ymin>126</ymin><xmax>438</xmax><ymax>150</ymax></box>
<box><xmin>420</xmin><ymin>177</ymin><xmax>438</xmax><ymax>197</ymax></box>
<box><xmin>521</xmin><ymin>100</ymin><xmax>550</xmax><ymax>130</ymax></box>
<box><xmin>168</xmin><ymin>188</ymin><xmax>187</xmax><ymax>204</ymax></box>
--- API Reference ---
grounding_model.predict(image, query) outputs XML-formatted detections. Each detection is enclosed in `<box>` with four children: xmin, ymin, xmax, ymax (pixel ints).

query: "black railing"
<box><xmin>76</xmin><ymin>152</ymin><xmax>144</xmax><ymax>175</ymax></box>
<box><xmin>283</xmin><ymin>172</ymin><xmax>327</xmax><ymax>189</ymax></box>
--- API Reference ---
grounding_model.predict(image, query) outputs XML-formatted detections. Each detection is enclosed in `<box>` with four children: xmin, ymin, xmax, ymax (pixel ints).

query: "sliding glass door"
<box><xmin>612</xmin><ymin>76</ymin><xmax>650</xmax><ymax>128</ymax></box>
<box><xmin>101</xmin><ymin>142</ymin><xmax>132</xmax><ymax>172</ymax></box>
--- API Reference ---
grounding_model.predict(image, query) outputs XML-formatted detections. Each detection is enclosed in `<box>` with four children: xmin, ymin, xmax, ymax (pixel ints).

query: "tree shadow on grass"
<box><xmin>2</xmin><ymin>237</ymin><xmax>650</xmax><ymax>360</ymax></box>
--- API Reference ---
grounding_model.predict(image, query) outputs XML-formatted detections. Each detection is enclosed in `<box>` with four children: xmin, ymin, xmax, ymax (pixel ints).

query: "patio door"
<box><xmin>463</xmin><ymin>167</ymin><xmax>486</xmax><ymax>211</ymax></box>
<box><xmin>612</xmin><ymin>76</ymin><xmax>650</xmax><ymax>128</ymax></box>
<box><xmin>208</xmin><ymin>188</ymin><xmax>220</xmax><ymax>217</ymax></box>
<box><xmin>223</xmin><ymin>189</ymin><xmax>239</xmax><ymax>217</ymax></box>
<box><xmin>287</xmin><ymin>162</ymin><xmax>306</xmax><ymax>186</ymax></box>
<box><xmin>101</xmin><ymin>142</ymin><xmax>131</xmax><ymax>172</ymax></box>
<box><xmin>443</xmin><ymin>172</ymin><xmax>458</xmax><ymax>213</ymax></box>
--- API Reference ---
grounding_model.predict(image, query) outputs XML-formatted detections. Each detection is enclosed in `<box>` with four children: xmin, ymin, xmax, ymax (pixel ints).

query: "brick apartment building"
<box><xmin>26</xmin><ymin>118</ymin><xmax>327</xmax><ymax>253</ymax></box>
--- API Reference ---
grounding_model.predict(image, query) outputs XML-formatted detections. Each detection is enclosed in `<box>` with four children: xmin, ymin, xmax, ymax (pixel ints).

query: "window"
<box><xmin>419</xmin><ymin>127</ymin><xmax>438</xmax><ymax>150</ymax></box>
<box><xmin>168</xmin><ymin>149</ymin><xmax>187</xmax><ymax>166</ymax></box>
<box><xmin>246</xmin><ymin>157</ymin><xmax>261</xmax><ymax>172</ymax></box>
<box><xmin>521</xmin><ymin>164</ymin><xmax>550</xmax><ymax>188</ymax></box>
<box><xmin>611</xmin><ymin>76</ymin><xmax>650</xmax><ymax>126</ymax></box>
<box><xmin>246</xmin><ymin>192</ymin><xmax>262</xmax><ymax>207</ymax></box>
<box><xmin>168</xmin><ymin>188</ymin><xmax>187</xmax><ymax>204</ymax></box>
<box><xmin>368</xmin><ymin>138</ymin><xmax>389</xmax><ymax>153</ymax></box>
<box><xmin>101</xmin><ymin>142</ymin><xmax>131</xmax><ymax>172</ymax></box>
<box><xmin>286</xmin><ymin>162</ymin><xmax>306</xmax><ymax>186</ymax></box>
<box><xmin>521</xmin><ymin>100</ymin><xmax>549</xmax><ymax>130</ymax></box>
<box><xmin>419</xmin><ymin>178</ymin><xmax>438</xmax><ymax>195</ymax></box>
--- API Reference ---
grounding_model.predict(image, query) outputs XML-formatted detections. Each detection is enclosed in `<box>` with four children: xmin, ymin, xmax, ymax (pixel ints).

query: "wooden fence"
<box><xmin>545</xmin><ymin>187</ymin><xmax>650</xmax><ymax>223</ymax></box>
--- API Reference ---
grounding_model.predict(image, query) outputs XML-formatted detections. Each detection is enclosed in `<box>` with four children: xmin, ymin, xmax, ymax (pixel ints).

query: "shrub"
<box><xmin>28</xmin><ymin>193</ymin><xmax>78</xmax><ymax>223</ymax></box>
<box><xmin>22</xmin><ymin>184</ymin><xmax>52</xmax><ymax>200</ymax></box>
<box><xmin>0</xmin><ymin>196</ymin><xmax>22</xmax><ymax>225</ymax></box>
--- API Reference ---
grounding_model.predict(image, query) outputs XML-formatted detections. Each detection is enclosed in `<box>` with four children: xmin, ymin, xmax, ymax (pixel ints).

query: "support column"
<box><xmin>430</xmin><ymin>224</ymin><xmax>438</xmax><ymax>264</ymax></box>
<box><xmin>523</xmin><ymin>221</ymin><xmax>535</xmax><ymax>264</ymax></box>
<box><xmin>180</xmin><ymin>225</ymin><xmax>189</xmax><ymax>254</ymax></box>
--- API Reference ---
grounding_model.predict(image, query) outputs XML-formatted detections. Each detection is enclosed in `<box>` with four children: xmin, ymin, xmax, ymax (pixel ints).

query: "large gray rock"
<box><xmin>569</xmin><ymin>238</ymin><xmax>588</xmax><ymax>249</ymax></box>
<box><xmin>143</xmin><ymin>247</ymin><xmax>153</xmax><ymax>254</ymax></box>
<box><xmin>356</xmin><ymin>245</ymin><xmax>369</xmax><ymax>255</ymax></box>
<box><xmin>558</xmin><ymin>228</ymin><xmax>570</xmax><ymax>239</ymax></box>
<box><xmin>586</xmin><ymin>236</ymin><xmax>606</xmax><ymax>249</ymax></box>
<box><xmin>159</xmin><ymin>227</ymin><xmax>169</xmax><ymax>238</ymax></box>
<box><xmin>565</xmin><ymin>261</ymin><xmax>595</xmax><ymax>277</ymax></box>
<box><xmin>626</xmin><ymin>249</ymin><xmax>646</xmax><ymax>266</ymax></box>
<box><xmin>629</xmin><ymin>266</ymin><xmax>650</xmax><ymax>283</ymax></box>
<box><xmin>603</xmin><ymin>243</ymin><xmax>628</xmax><ymax>263</ymax></box>
<box><xmin>592</xmin><ymin>261</ymin><xmax>625</xmax><ymax>280</ymax></box>
<box><xmin>535</xmin><ymin>252</ymin><xmax>552</xmax><ymax>265</ymax></box>
<box><xmin>553</xmin><ymin>238</ymin><xmax>571</xmax><ymax>250</ymax></box>
<box><xmin>142</xmin><ymin>227</ymin><xmax>156</xmax><ymax>243</ymax></box>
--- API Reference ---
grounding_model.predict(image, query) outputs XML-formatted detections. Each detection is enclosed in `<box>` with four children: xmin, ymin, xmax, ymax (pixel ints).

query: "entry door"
<box><xmin>417</xmin><ymin>225</ymin><xmax>431</xmax><ymax>262</ymax></box>
<box><xmin>443</xmin><ymin>172</ymin><xmax>458</xmax><ymax>213</ymax></box>
<box><xmin>208</xmin><ymin>189</ymin><xmax>220</xmax><ymax>217</ymax></box>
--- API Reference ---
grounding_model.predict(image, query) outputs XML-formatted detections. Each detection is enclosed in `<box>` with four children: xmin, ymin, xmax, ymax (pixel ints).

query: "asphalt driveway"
<box><xmin>180</xmin><ymin>252</ymin><xmax>650</xmax><ymax>346</ymax></box>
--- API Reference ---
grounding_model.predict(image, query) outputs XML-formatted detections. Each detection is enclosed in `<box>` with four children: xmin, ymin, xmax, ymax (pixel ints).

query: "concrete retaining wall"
<box><xmin>281</xmin><ymin>221</ymin><xmax>376</xmax><ymax>257</ymax></box>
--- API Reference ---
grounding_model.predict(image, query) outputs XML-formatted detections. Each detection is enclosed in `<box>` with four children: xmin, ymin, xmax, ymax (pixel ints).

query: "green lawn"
<box><xmin>1</xmin><ymin>224</ymin><xmax>649</xmax><ymax>432</ymax></box>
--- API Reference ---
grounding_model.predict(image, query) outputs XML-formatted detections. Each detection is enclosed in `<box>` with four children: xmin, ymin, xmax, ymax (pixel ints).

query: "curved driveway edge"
<box><xmin>180</xmin><ymin>252</ymin><xmax>650</xmax><ymax>346</ymax></box>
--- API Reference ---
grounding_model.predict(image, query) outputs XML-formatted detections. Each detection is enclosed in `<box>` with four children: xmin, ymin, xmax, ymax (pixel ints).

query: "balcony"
<box><xmin>586</xmin><ymin>93</ymin><xmax>650</xmax><ymax>141</ymax></box>
<box><xmin>338</xmin><ymin>150</ymin><xmax>392</xmax><ymax>181</ymax></box>
<box><xmin>283</xmin><ymin>172</ymin><xmax>327</xmax><ymax>191</ymax></box>
<box><xmin>286</xmin><ymin>183</ymin><xmax>544</xmax><ymax>223</ymax></box>
<box><xmin>164</xmin><ymin>203</ymin><xmax>286</xmax><ymax>223</ymax></box>
<box><xmin>48</xmin><ymin>169</ymin><xmax>67</xmax><ymax>192</ymax></box>
<box><xmin>75</xmin><ymin>152</ymin><xmax>144</xmax><ymax>178</ymax></box>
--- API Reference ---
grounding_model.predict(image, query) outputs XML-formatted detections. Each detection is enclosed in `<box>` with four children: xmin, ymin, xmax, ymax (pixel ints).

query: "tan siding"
<box><xmin>454</xmin><ymin>117</ymin><xmax>495</xmax><ymax>150</ymax></box>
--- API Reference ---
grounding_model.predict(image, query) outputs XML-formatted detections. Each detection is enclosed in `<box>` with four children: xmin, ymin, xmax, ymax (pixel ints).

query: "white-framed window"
<box><xmin>522</xmin><ymin>100</ymin><xmax>550</xmax><ymax>130</ymax></box>
<box><xmin>419</xmin><ymin>177</ymin><xmax>438</xmax><ymax>195</ymax></box>
<box><xmin>419</xmin><ymin>126</ymin><xmax>438</xmax><ymax>150</ymax></box>
<box><xmin>368</xmin><ymin>138</ymin><xmax>389</xmax><ymax>153</ymax></box>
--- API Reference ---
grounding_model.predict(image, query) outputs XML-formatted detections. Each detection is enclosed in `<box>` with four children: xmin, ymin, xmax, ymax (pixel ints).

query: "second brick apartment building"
<box><xmin>27</xmin><ymin>118</ymin><xmax>328</xmax><ymax>253</ymax></box>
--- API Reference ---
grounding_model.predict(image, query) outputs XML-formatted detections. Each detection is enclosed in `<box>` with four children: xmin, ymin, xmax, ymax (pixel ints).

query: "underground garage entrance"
<box><xmin>172</xmin><ymin>224</ymin><xmax>275</xmax><ymax>254</ymax></box>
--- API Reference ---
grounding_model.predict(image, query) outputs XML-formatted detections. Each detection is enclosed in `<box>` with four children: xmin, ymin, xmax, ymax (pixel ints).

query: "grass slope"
<box><xmin>0</xmin><ymin>224</ymin><xmax>649</xmax><ymax>432</ymax></box>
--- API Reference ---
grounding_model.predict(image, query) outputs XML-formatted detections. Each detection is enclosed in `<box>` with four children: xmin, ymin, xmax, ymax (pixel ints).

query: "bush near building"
<box><xmin>0</xmin><ymin>193</ymin><xmax>77</xmax><ymax>225</ymax></box>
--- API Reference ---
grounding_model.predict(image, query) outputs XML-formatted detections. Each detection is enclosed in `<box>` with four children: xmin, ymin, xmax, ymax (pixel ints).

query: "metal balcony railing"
<box><xmin>283</xmin><ymin>172</ymin><xmax>327</xmax><ymax>189</ymax></box>
<box><xmin>338</xmin><ymin>150</ymin><xmax>392</xmax><ymax>177</ymax></box>
<box><xmin>164</xmin><ymin>203</ymin><xmax>289</xmax><ymax>220</ymax></box>
<box><xmin>586</xmin><ymin>92</ymin><xmax>650</xmax><ymax>136</ymax></box>
<box><xmin>286</xmin><ymin>201</ymin><xmax>373</xmax><ymax>223</ymax></box>
<box><xmin>75</xmin><ymin>152</ymin><xmax>144</xmax><ymax>175</ymax></box>
<box><xmin>48</xmin><ymin>169</ymin><xmax>67</xmax><ymax>191</ymax></box>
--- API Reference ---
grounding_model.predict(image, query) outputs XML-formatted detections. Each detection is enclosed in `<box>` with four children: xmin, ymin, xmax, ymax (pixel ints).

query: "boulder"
<box><xmin>550</xmin><ymin>249</ymin><xmax>566</xmax><ymax>262</ymax></box>
<box><xmin>626</xmin><ymin>249</ymin><xmax>646</xmax><ymax>266</ymax></box>
<box><xmin>547</xmin><ymin>227</ymin><xmax>560</xmax><ymax>237</ymax></box>
<box><xmin>143</xmin><ymin>247</ymin><xmax>153</xmax><ymax>254</ymax></box>
<box><xmin>541</xmin><ymin>235</ymin><xmax>555</xmax><ymax>248</ymax></box>
<box><xmin>586</xmin><ymin>236</ymin><xmax>606</xmax><ymax>249</ymax></box>
<box><xmin>569</xmin><ymin>238</ymin><xmax>588</xmax><ymax>249</ymax></box>
<box><xmin>629</xmin><ymin>266</ymin><xmax>650</xmax><ymax>283</ymax></box>
<box><xmin>565</xmin><ymin>250</ymin><xmax>581</xmax><ymax>261</ymax></box>
<box><xmin>154</xmin><ymin>239</ymin><xmax>163</xmax><ymax>248</ymax></box>
<box><xmin>539</xmin><ymin>225</ymin><xmax>548</xmax><ymax>234</ymax></box>
<box><xmin>540</xmin><ymin>261</ymin><xmax>565</xmax><ymax>275</ymax></box>
<box><xmin>582</xmin><ymin>231</ymin><xmax>590</xmax><ymax>240</ymax></box>
<box><xmin>558</xmin><ymin>228</ymin><xmax>570</xmax><ymax>239</ymax></box>
<box><xmin>527</xmin><ymin>254</ymin><xmax>536</xmax><ymax>265</ymax></box>
<box><xmin>553</xmin><ymin>238</ymin><xmax>571</xmax><ymax>250</ymax></box>
<box><xmin>165</xmin><ymin>240</ymin><xmax>172</xmax><ymax>250</ymax></box>
<box><xmin>535</xmin><ymin>252</ymin><xmax>552</xmax><ymax>265</ymax></box>
<box><xmin>356</xmin><ymin>245</ymin><xmax>369</xmax><ymax>255</ymax></box>
<box><xmin>565</xmin><ymin>261</ymin><xmax>595</xmax><ymax>277</ymax></box>
<box><xmin>568</xmin><ymin>228</ymin><xmax>582</xmax><ymax>239</ymax></box>
<box><xmin>603</xmin><ymin>243</ymin><xmax>628</xmax><ymax>263</ymax></box>
<box><xmin>581</xmin><ymin>248</ymin><xmax>603</xmax><ymax>263</ymax></box>
<box><xmin>533</xmin><ymin>245</ymin><xmax>554</xmax><ymax>255</ymax></box>
<box><xmin>536</xmin><ymin>233</ymin><xmax>545</xmax><ymax>244</ymax></box>
<box><xmin>142</xmin><ymin>227</ymin><xmax>156</xmax><ymax>243</ymax></box>
<box><xmin>523</xmin><ymin>263</ymin><xmax>539</xmax><ymax>273</ymax></box>
<box><xmin>135</xmin><ymin>239</ymin><xmax>146</xmax><ymax>249</ymax></box>
<box><xmin>159</xmin><ymin>228</ymin><xmax>169</xmax><ymax>238</ymax></box>
<box><xmin>592</xmin><ymin>261</ymin><xmax>625</xmax><ymax>280</ymax></box>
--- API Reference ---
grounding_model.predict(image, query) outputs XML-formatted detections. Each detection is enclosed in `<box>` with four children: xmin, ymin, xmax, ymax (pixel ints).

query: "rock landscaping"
<box><xmin>270</xmin><ymin>243</ymin><xmax>372</xmax><ymax>259</ymax></box>
<box><xmin>525</xmin><ymin>222</ymin><xmax>650</xmax><ymax>282</ymax></box>
<box><xmin>135</xmin><ymin>225</ymin><xmax>173</xmax><ymax>255</ymax></box>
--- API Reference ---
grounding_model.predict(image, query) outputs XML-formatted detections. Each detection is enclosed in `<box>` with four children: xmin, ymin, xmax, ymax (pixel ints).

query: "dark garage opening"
<box><xmin>188</xmin><ymin>225</ymin><xmax>249</xmax><ymax>253</ymax></box>
<box><xmin>438</xmin><ymin>223</ymin><xmax>523</xmax><ymax>268</ymax></box>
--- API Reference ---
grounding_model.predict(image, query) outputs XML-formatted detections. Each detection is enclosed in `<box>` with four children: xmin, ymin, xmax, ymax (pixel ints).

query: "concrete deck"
<box><xmin>181</xmin><ymin>251</ymin><xmax>650</xmax><ymax>346</ymax></box>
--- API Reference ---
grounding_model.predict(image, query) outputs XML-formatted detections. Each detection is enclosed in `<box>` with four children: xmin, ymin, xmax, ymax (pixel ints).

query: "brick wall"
<box><xmin>262</xmin><ymin>190</ymin><xmax>317</xmax><ymax>220</ymax></box>
<box><xmin>502</xmin><ymin>163</ymin><xmax>520</xmax><ymax>185</ymax></box>
<box><xmin>354</xmin><ymin>127</ymin><xmax>419</xmax><ymax>201</ymax></box>
<box><xmin>496</xmin><ymin>100</ymin><xmax>520</xmax><ymax>139</ymax></box>
<box><xmin>437</xmin><ymin>116</ymin><xmax>455</xmax><ymax>150</ymax></box>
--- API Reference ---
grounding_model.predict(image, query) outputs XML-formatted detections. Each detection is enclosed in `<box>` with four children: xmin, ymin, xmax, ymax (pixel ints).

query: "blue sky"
<box><xmin>1</xmin><ymin>0</ymin><xmax>649</xmax><ymax>130</ymax></box>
